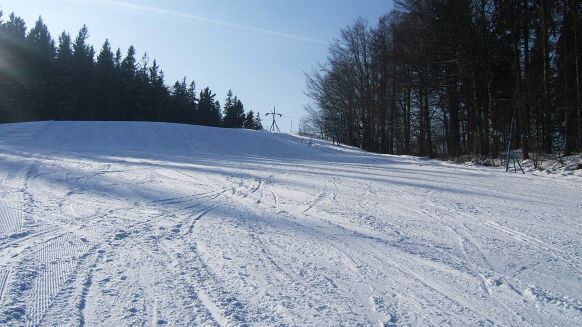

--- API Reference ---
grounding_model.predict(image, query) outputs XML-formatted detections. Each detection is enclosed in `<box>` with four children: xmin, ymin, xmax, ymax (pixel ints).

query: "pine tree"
<box><xmin>243</xmin><ymin>110</ymin><xmax>255</xmax><ymax>129</ymax></box>
<box><xmin>186</xmin><ymin>81</ymin><xmax>197</xmax><ymax>123</ymax></box>
<box><xmin>222</xmin><ymin>89</ymin><xmax>235</xmax><ymax>127</ymax></box>
<box><xmin>95</xmin><ymin>39</ymin><xmax>115</xmax><ymax>120</ymax></box>
<box><xmin>53</xmin><ymin>32</ymin><xmax>75</xmax><ymax>120</ymax></box>
<box><xmin>0</xmin><ymin>13</ymin><xmax>29</xmax><ymax>122</ymax></box>
<box><xmin>72</xmin><ymin>25</ymin><xmax>94</xmax><ymax>120</ymax></box>
<box><xmin>119</xmin><ymin>45</ymin><xmax>137</xmax><ymax>120</ymax></box>
<box><xmin>253</xmin><ymin>111</ymin><xmax>263</xmax><ymax>130</ymax></box>
<box><xmin>197</xmin><ymin>87</ymin><xmax>221</xmax><ymax>126</ymax></box>
<box><xmin>213</xmin><ymin>100</ymin><xmax>222</xmax><ymax>126</ymax></box>
<box><xmin>134</xmin><ymin>53</ymin><xmax>153</xmax><ymax>121</ymax></box>
<box><xmin>222</xmin><ymin>90</ymin><xmax>246</xmax><ymax>128</ymax></box>
<box><xmin>149</xmin><ymin>60</ymin><xmax>168</xmax><ymax>122</ymax></box>
<box><xmin>26</xmin><ymin>16</ymin><xmax>55</xmax><ymax>120</ymax></box>
<box><xmin>114</xmin><ymin>48</ymin><xmax>122</xmax><ymax>70</ymax></box>
<box><xmin>170</xmin><ymin>77</ymin><xmax>189</xmax><ymax>123</ymax></box>
<box><xmin>233</xmin><ymin>99</ymin><xmax>246</xmax><ymax>128</ymax></box>
<box><xmin>2</xmin><ymin>13</ymin><xmax>26</xmax><ymax>38</ymax></box>
<box><xmin>0</xmin><ymin>11</ymin><xmax>263</xmax><ymax>129</ymax></box>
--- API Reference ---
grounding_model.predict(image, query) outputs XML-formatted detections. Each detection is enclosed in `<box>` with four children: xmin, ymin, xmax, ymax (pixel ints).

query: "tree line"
<box><xmin>0</xmin><ymin>11</ymin><xmax>263</xmax><ymax>130</ymax></box>
<box><xmin>302</xmin><ymin>0</ymin><xmax>581</xmax><ymax>159</ymax></box>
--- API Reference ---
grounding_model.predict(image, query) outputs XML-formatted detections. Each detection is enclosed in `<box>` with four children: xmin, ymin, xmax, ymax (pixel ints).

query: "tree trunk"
<box><xmin>540</xmin><ymin>0</ymin><xmax>553</xmax><ymax>154</ymax></box>
<box><xmin>572</xmin><ymin>0</ymin><xmax>581</xmax><ymax>152</ymax></box>
<box><xmin>404</xmin><ymin>76</ymin><xmax>411</xmax><ymax>155</ymax></box>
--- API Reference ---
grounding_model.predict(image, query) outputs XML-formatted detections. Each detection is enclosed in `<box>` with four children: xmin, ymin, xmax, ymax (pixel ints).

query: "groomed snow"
<box><xmin>0</xmin><ymin>121</ymin><xmax>580</xmax><ymax>326</ymax></box>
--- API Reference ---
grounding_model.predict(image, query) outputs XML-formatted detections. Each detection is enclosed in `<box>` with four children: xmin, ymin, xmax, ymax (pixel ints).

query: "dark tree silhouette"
<box><xmin>0</xmin><ymin>11</ymin><xmax>264</xmax><ymax>131</ymax></box>
<box><xmin>197</xmin><ymin>87</ymin><xmax>221</xmax><ymax>127</ymax></box>
<box><xmin>304</xmin><ymin>0</ymin><xmax>582</xmax><ymax>159</ymax></box>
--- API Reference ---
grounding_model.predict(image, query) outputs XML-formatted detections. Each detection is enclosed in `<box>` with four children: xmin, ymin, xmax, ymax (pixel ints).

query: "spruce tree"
<box><xmin>222</xmin><ymin>90</ymin><xmax>246</xmax><ymax>128</ymax></box>
<box><xmin>148</xmin><ymin>60</ymin><xmax>168</xmax><ymax>122</ymax></box>
<box><xmin>95</xmin><ymin>39</ymin><xmax>115</xmax><ymax>120</ymax></box>
<box><xmin>0</xmin><ymin>13</ymin><xmax>29</xmax><ymax>122</ymax></box>
<box><xmin>134</xmin><ymin>53</ymin><xmax>153</xmax><ymax>121</ymax></box>
<box><xmin>233</xmin><ymin>99</ymin><xmax>246</xmax><ymax>128</ymax></box>
<box><xmin>222</xmin><ymin>90</ymin><xmax>235</xmax><ymax>127</ymax></box>
<box><xmin>197</xmin><ymin>87</ymin><xmax>221</xmax><ymax>126</ymax></box>
<box><xmin>243</xmin><ymin>110</ymin><xmax>255</xmax><ymax>129</ymax></box>
<box><xmin>186</xmin><ymin>81</ymin><xmax>197</xmax><ymax>123</ymax></box>
<box><xmin>54</xmin><ymin>32</ymin><xmax>75</xmax><ymax>120</ymax></box>
<box><xmin>72</xmin><ymin>25</ymin><xmax>94</xmax><ymax>120</ymax></box>
<box><xmin>213</xmin><ymin>100</ymin><xmax>222</xmax><ymax>126</ymax></box>
<box><xmin>253</xmin><ymin>111</ymin><xmax>263</xmax><ymax>130</ymax></box>
<box><xmin>114</xmin><ymin>48</ymin><xmax>122</xmax><ymax>70</ymax></box>
<box><xmin>120</xmin><ymin>45</ymin><xmax>137</xmax><ymax>120</ymax></box>
<box><xmin>170</xmin><ymin>77</ymin><xmax>189</xmax><ymax>123</ymax></box>
<box><xmin>26</xmin><ymin>16</ymin><xmax>55</xmax><ymax>120</ymax></box>
<box><xmin>0</xmin><ymin>11</ymin><xmax>265</xmax><ymax>129</ymax></box>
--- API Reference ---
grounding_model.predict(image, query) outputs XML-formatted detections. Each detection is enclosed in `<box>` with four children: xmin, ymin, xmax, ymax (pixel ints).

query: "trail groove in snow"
<box><xmin>0</xmin><ymin>121</ymin><xmax>580</xmax><ymax>326</ymax></box>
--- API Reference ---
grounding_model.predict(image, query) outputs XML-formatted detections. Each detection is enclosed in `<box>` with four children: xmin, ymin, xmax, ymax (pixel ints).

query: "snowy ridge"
<box><xmin>0</xmin><ymin>121</ymin><xmax>580</xmax><ymax>326</ymax></box>
<box><xmin>0</xmin><ymin>121</ymin><xmax>329</xmax><ymax>159</ymax></box>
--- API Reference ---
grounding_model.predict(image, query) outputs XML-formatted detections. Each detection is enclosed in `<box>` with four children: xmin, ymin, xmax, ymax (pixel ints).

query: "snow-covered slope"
<box><xmin>0</xmin><ymin>121</ymin><xmax>580</xmax><ymax>326</ymax></box>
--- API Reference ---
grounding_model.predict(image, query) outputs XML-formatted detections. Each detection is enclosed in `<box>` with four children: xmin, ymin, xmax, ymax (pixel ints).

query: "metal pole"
<box><xmin>506</xmin><ymin>116</ymin><xmax>514</xmax><ymax>173</ymax></box>
<box><xmin>512</xmin><ymin>151</ymin><xmax>525</xmax><ymax>174</ymax></box>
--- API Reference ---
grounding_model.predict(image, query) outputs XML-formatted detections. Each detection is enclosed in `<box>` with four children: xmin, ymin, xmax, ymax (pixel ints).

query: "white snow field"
<box><xmin>0</xmin><ymin>121</ymin><xmax>580</xmax><ymax>326</ymax></box>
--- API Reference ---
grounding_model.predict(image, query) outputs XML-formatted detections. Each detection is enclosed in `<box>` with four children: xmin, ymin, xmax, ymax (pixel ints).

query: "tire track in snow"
<box><xmin>282</xmin><ymin>216</ymin><xmax>432</xmax><ymax>324</ymax></box>
<box><xmin>427</xmin><ymin>193</ymin><xmax>581</xmax><ymax>269</ymax></box>
<box><xmin>77</xmin><ymin>251</ymin><xmax>103</xmax><ymax>327</ymax></box>
<box><xmin>312</xmin><ymin>169</ymin><xmax>523</xmax><ymax>323</ymax></box>
<box><xmin>219</xmin><ymin>181</ymin><xmax>429</xmax><ymax>325</ymax></box>
<box><xmin>18</xmin><ymin>162</ymin><xmax>97</xmax><ymax>327</ymax></box>
<box><xmin>0</xmin><ymin>224</ymin><xmax>63</xmax><ymax>257</ymax></box>
<box><xmin>0</xmin><ymin>225</ymin><xmax>91</xmax><ymax>325</ymax></box>
<box><xmin>481</xmin><ymin>220</ymin><xmax>582</xmax><ymax>267</ymax></box>
<box><xmin>301</xmin><ymin>216</ymin><xmax>473</xmax><ymax>325</ymax></box>
<box><xmin>148</xmin><ymin>189</ymin><xmax>222</xmax><ymax>209</ymax></box>
<box><xmin>176</xmin><ymin>181</ymin><xmax>285</xmax><ymax>325</ymax></box>
<box><xmin>266</xmin><ymin>186</ymin><xmax>279</xmax><ymax>205</ymax></box>
<box><xmin>127</xmin><ymin>243</ymin><xmax>211</xmax><ymax>325</ymax></box>
<box><xmin>349</xmin><ymin>237</ymin><xmax>503</xmax><ymax>325</ymax></box>
<box><xmin>2</xmin><ymin>123</ymin><xmax>579</xmax><ymax>325</ymax></box>
<box><xmin>24</xmin><ymin>233</ymin><xmax>91</xmax><ymax>327</ymax></box>
<box><xmin>272</xmin><ymin>174</ymin><xmax>511</xmax><ymax>325</ymax></box>
<box><xmin>299</xmin><ymin>192</ymin><xmax>327</xmax><ymax>214</ymax></box>
<box><xmin>410</xmin><ymin>197</ymin><xmax>581</xmax><ymax>324</ymax></box>
<box><xmin>419</xmin><ymin>208</ymin><xmax>527</xmax><ymax>323</ymax></box>
<box><xmin>0</xmin><ymin>198</ymin><xmax>25</xmax><ymax>238</ymax></box>
<box><xmin>217</xmin><ymin>173</ymin><xmax>405</xmax><ymax>324</ymax></box>
<box><xmin>134</xmin><ymin>182</ymin><xmax>235</xmax><ymax>326</ymax></box>
<box><xmin>386</xmin><ymin>196</ymin><xmax>532</xmax><ymax>324</ymax></box>
<box><xmin>0</xmin><ymin>268</ymin><xmax>10</xmax><ymax>304</ymax></box>
<box><xmin>164</xmin><ymin>261</ymin><xmax>224</xmax><ymax>325</ymax></box>
<box><xmin>250</xmin><ymin>180</ymin><xmax>263</xmax><ymax>195</ymax></box>
<box><xmin>74</xmin><ymin>198</ymin><xmax>217</xmax><ymax>327</ymax></box>
<box><xmin>187</xmin><ymin>206</ymin><xmax>217</xmax><ymax>234</ymax></box>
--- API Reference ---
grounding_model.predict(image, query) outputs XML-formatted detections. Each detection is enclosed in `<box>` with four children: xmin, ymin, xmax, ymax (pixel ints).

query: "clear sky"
<box><xmin>1</xmin><ymin>0</ymin><xmax>393</xmax><ymax>132</ymax></box>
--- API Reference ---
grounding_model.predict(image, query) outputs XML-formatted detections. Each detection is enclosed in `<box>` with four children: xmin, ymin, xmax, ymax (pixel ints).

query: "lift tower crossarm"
<box><xmin>265</xmin><ymin>106</ymin><xmax>282</xmax><ymax>132</ymax></box>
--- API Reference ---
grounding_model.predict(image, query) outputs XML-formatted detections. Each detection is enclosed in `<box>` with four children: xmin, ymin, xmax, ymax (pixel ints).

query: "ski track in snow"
<box><xmin>0</xmin><ymin>121</ymin><xmax>580</xmax><ymax>326</ymax></box>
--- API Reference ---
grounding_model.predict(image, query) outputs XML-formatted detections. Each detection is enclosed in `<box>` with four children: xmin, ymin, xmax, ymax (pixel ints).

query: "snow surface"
<box><xmin>0</xmin><ymin>121</ymin><xmax>580</xmax><ymax>326</ymax></box>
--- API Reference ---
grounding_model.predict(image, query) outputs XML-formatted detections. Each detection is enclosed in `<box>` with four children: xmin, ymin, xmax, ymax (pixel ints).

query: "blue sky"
<box><xmin>1</xmin><ymin>0</ymin><xmax>393</xmax><ymax>132</ymax></box>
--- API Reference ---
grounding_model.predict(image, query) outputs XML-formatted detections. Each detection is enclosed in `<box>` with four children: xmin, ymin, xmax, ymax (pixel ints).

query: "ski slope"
<box><xmin>0</xmin><ymin>121</ymin><xmax>580</xmax><ymax>326</ymax></box>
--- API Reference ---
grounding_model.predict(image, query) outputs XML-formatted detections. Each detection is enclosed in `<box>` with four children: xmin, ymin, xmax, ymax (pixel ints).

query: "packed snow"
<box><xmin>0</xmin><ymin>121</ymin><xmax>580</xmax><ymax>326</ymax></box>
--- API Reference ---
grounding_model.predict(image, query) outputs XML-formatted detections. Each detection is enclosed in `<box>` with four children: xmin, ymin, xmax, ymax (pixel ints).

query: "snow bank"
<box><xmin>0</xmin><ymin>121</ymin><xmax>580</xmax><ymax>326</ymax></box>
